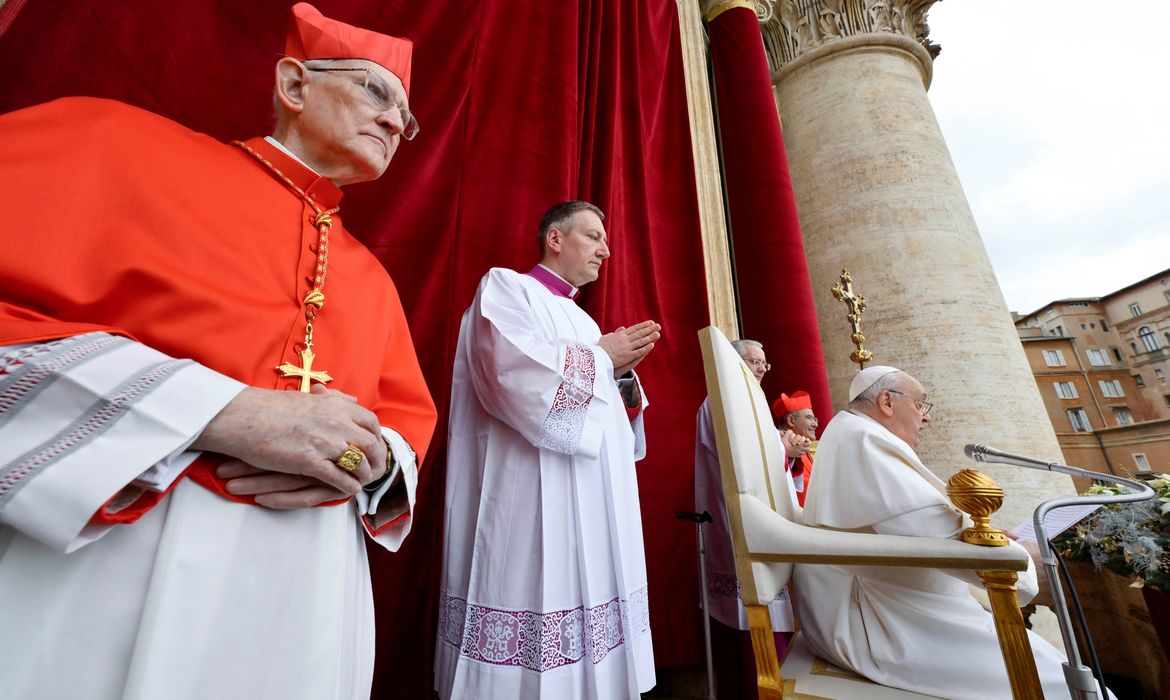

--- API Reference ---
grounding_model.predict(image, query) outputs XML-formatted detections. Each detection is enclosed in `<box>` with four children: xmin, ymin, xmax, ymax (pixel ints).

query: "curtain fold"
<box><xmin>707</xmin><ymin>7</ymin><xmax>833</xmax><ymax>428</ymax></box>
<box><xmin>0</xmin><ymin>1</ymin><xmax>720</xmax><ymax>695</ymax></box>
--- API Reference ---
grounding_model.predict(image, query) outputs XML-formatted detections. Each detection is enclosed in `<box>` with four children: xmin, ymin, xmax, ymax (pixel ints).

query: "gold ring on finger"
<box><xmin>335</xmin><ymin>444</ymin><xmax>365</xmax><ymax>472</ymax></box>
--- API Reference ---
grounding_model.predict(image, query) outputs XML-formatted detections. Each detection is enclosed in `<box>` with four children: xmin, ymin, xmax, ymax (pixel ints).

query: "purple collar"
<box><xmin>526</xmin><ymin>265</ymin><xmax>579</xmax><ymax>299</ymax></box>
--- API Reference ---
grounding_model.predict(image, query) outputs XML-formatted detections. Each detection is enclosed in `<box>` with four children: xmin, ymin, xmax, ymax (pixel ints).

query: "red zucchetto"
<box><xmin>771</xmin><ymin>390</ymin><xmax>812</xmax><ymax>424</ymax></box>
<box><xmin>285</xmin><ymin>2</ymin><xmax>413</xmax><ymax>96</ymax></box>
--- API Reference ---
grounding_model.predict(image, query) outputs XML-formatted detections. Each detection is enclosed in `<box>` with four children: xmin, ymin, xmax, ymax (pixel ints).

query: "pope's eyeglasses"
<box><xmin>888</xmin><ymin>389</ymin><xmax>933</xmax><ymax>416</ymax></box>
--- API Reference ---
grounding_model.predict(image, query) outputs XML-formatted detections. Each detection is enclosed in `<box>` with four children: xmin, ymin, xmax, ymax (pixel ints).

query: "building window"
<box><xmin>1090</xmin><ymin>322</ymin><xmax>1097</xmax><ymax>329</ymax></box>
<box><xmin>1080</xmin><ymin>323</ymin><xmax>1087</xmax><ymax>330</ymax></box>
<box><xmin>1132</xmin><ymin>342</ymin><xmax>1140</xmax><ymax>356</ymax></box>
<box><xmin>1055</xmin><ymin>381</ymin><xmax>1079</xmax><ymax>399</ymax></box>
<box><xmin>1112</xmin><ymin>347</ymin><xmax>1123</xmax><ymax>361</ymax></box>
<box><xmin>1166</xmin><ymin>290</ymin><xmax>1170</xmax><ymax>304</ymax></box>
<box><xmin>1140</xmin><ymin>326</ymin><xmax>1159</xmax><ymax>352</ymax></box>
<box><xmin>1099</xmin><ymin>380</ymin><xmax>1124</xmax><ymax>397</ymax></box>
<box><xmin>1070</xmin><ymin>302</ymin><xmax>1089</xmax><ymax>308</ymax></box>
<box><xmin>1067</xmin><ymin>408</ymin><xmax>1091</xmax><ymax>432</ymax></box>
<box><xmin>1136</xmin><ymin>374</ymin><xmax>1146</xmax><ymax>387</ymax></box>
<box><xmin>1055</xmin><ymin>325</ymin><xmax>1064</xmax><ymax>336</ymax></box>
<box><xmin>1165</xmin><ymin>332</ymin><xmax>1170</xmax><ymax>347</ymax></box>
<box><xmin>1157</xmin><ymin>369</ymin><xmax>1166</xmax><ymax>381</ymax></box>
<box><xmin>1042</xmin><ymin>349</ymin><xmax>1066</xmax><ymax>367</ymax></box>
<box><xmin>1102</xmin><ymin>320</ymin><xmax>1109</xmax><ymax>332</ymax></box>
<box><xmin>1086</xmin><ymin>349</ymin><xmax>1110</xmax><ymax>366</ymax></box>
<box><xmin>1134</xmin><ymin>453</ymin><xmax>1151</xmax><ymax>472</ymax></box>
<box><xmin>1164</xmin><ymin>394</ymin><xmax>1170</xmax><ymax>407</ymax></box>
<box><xmin>1112</xmin><ymin>407</ymin><xmax>1133</xmax><ymax>425</ymax></box>
<box><xmin>1131</xmin><ymin>303</ymin><xmax>1143</xmax><ymax>317</ymax></box>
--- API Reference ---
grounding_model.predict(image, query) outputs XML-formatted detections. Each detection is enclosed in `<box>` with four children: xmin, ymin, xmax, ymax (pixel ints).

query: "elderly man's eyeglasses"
<box><xmin>307</xmin><ymin>67</ymin><xmax>419</xmax><ymax>141</ymax></box>
<box><xmin>746</xmin><ymin>359</ymin><xmax>772</xmax><ymax>372</ymax></box>
<box><xmin>888</xmin><ymin>389</ymin><xmax>933</xmax><ymax>416</ymax></box>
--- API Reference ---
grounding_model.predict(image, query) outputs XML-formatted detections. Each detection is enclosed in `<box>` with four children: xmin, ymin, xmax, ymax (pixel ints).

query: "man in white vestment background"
<box><xmin>435</xmin><ymin>201</ymin><xmax>661</xmax><ymax>699</ymax></box>
<box><xmin>795</xmin><ymin>365</ymin><xmax>1111</xmax><ymax>700</ymax></box>
<box><xmin>695</xmin><ymin>338</ymin><xmax>799</xmax><ymax>699</ymax></box>
<box><xmin>0</xmin><ymin>5</ymin><xmax>437</xmax><ymax>698</ymax></box>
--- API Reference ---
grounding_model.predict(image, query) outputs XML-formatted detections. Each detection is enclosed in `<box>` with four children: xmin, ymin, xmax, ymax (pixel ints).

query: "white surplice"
<box><xmin>694</xmin><ymin>398</ymin><xmax>796</xmax><ymax>632</ymax></box>
<box><xmin>435</xmin><ymin>268</ymin><xmax>654</xmax><ymax>699</ymax></box>
<box><xmin>0</xmin><ymin>334</ymin><xmax>421</xmax><ymax>700</ymax></box>
<box><xmin>794</xmin><ymin>409</ymin><xmax>1099</xmax><ymax>700</ymax></box>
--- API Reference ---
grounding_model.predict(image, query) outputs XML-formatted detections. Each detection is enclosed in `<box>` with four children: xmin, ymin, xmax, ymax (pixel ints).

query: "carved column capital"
<box><xmin>701</xmin><ymin>0</ymin><xmax>779</xmax><ymax>23</ymax></box>
<box><xmin>763</xmin><ymin>0</ymin><xmax>941</xmax><ymax>83</ymax></box>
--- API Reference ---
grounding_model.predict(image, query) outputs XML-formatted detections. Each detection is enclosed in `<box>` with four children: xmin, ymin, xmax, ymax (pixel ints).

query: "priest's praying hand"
<box><xmin>600</xmin><ymin>319</ymin><xmax>661</xmax><ymax>380</ymax></box>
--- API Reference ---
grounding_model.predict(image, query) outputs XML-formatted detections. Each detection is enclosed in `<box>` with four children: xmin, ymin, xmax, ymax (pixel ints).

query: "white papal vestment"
<box><xmin>795</xmin><ymin>409</ymin><xmax>1105</xmax><ymax>700</ymax></box>
<box><xmin>435</xmin><ymin>267</ymin><xmax>654</xmax><ymax>699</ymax></box>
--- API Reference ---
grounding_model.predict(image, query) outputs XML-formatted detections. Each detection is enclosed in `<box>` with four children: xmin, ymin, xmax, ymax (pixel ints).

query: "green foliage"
<box><xmin>1053</xmin><ymin>477</ymin><xmax>1170</xmax><ymax>592</ymax></box>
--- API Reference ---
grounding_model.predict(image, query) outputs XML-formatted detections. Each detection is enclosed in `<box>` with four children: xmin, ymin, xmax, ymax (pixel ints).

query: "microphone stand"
<box><xmin>678</xmin><ymin>510</ymin><xmax>717</xmax><ymax>700</ymax></box>
<box><xmin>967</xmin><ymin>444</ymin><xmax>1154</xmax><ymax>700</ymax></box>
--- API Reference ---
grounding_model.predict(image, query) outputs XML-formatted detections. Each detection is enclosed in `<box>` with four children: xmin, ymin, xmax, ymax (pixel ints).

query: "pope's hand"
<box><xmin>600</xmin><ymin>320</ymin><xmax>661</xmax><ymax>377</ymax></box>
<box><xmin>193</xmin><ymin>383</ymin><xmax>388</xmax><ymax>500</ymax></box>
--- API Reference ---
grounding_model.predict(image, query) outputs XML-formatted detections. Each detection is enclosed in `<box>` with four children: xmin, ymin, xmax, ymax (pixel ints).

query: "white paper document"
<box><xmin>1010</xmin><ymin>501</ymin><xmax>1102</xmax><ymax>542</ymax></box>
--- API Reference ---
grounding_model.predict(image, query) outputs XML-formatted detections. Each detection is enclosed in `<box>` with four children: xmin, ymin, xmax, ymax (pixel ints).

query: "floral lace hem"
<box><xmin>438</xmin><ymin>586</ymin><xmax>650</xmax><ymax>672</ymax></box>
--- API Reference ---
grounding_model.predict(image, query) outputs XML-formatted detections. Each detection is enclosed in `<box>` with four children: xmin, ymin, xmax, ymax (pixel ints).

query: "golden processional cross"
<box><xmin>277</xmin><ymin>346</ymin><xmax>334</xmax><ymax>393</ymax></box>
<box><xmin>831</xmin><ymin>268</ymin><xmax>874</xmax><ymax>369</ymax></box>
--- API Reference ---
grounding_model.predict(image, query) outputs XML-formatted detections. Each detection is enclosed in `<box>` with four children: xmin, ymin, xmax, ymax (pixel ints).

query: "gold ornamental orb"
<box><xmin>947</xmin><ymin>469</ymin><xmax>1010</xmax><ymax>547</ymax></box>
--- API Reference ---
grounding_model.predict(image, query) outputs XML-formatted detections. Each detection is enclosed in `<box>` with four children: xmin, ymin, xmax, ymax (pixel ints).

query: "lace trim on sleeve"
<box><xmin>532</xmin><ymin>344</ymin><xmax>595</xmax><ymax>454</ymax></box>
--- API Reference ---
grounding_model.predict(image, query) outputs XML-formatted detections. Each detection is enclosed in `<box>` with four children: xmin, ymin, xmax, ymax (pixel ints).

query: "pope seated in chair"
<box><xmin>794</xmin><ymin>365</ymin><xmax>1112</xmax><ymax>700</ymax></box>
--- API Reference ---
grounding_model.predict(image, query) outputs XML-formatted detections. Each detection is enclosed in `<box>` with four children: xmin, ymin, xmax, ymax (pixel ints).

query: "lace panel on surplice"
<box><xmin>0</xmin><ymin>333</ymin><xmax>189</xmax><ymax>507</ymax></box>
<box><xmin>532</xmin><ymin>343</ymin><xmax>595</xmax><ymax>454</ymax></box>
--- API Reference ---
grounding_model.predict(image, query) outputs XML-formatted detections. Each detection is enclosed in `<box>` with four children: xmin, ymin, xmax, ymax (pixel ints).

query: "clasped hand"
<box><xmin>781</xmin><ymin>429</ymin><xmax>811</xmax><ymax>458</ymax></box>
<box><xmin>598</xmin><ymin>319</ymin><xmax>662</xmax><ymax>378</ymax></box>
<box><xmin>193</xmin><ymin>383</ymin><xmax>387</xmax><ymax>509</ymax></box>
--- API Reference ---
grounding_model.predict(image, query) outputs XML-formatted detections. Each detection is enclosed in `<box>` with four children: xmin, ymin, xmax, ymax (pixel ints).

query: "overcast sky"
<box><xmin>926</xmin><ymin>0</ymin><xmax>1170</xmax><ymax>315</ymax></box>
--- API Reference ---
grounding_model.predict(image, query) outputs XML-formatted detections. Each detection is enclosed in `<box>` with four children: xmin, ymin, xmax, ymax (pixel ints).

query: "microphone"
<box><xmin>964</xmin><ymin>443</ymin><xmax>1061</xmax><ymax>472</ymax></box>
<box><xmin>968</xmin><ymin>442</ymin><xmax>1151</xmax><ymax>496</ymax></box>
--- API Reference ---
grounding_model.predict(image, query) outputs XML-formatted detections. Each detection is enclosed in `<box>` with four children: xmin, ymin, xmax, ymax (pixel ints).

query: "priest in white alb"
<box><xmin>795</xmin><ymin>365</ymin><xmax>1109</xmax><ymax>700</ymax></box>
<box><xmin>435</xmin><ymin>201</ymin><xmax>661</xmax><ymax>699</ymax></box>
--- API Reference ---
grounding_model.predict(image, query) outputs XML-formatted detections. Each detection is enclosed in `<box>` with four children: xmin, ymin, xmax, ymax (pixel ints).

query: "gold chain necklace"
<box><xmin>233</xmin><ymin>140</ymin><xmax>339</xmax><ymax>392</ymax></box>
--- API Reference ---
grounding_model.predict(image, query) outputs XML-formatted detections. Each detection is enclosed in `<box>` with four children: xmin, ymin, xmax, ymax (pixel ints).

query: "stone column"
<box><xmin>762</xmin><ymin>0</ymin><xmax>1069</xmax><ymax>523</ymax></box>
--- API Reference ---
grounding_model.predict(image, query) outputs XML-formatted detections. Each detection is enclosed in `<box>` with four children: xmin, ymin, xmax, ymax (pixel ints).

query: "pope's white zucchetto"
<box><xmin>847</xmin><ymin>365</ymin><xmax>902</xmax><ymax>402</ymax></box>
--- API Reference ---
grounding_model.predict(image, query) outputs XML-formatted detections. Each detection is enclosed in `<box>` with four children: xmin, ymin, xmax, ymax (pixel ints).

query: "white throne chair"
<box><xmin>698</xmin><ymin>326</ymin><xmax>1044</xmax><ymax>699</ymax></box>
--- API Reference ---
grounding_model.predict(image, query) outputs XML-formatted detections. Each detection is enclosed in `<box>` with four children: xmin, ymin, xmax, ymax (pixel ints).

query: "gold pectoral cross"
<box><xmin>277</xmin><ymin>346</ymin><xmax>333</xmax><ymax>393</ymax></box>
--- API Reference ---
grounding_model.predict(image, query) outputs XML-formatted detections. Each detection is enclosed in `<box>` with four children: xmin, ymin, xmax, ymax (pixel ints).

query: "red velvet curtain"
<box><xmin>707</xmin><ymin>7</ymin><xmax>833</xmax><ymax>426</ymax></box>
<box><xmin>0</xmin><ymin>1</ymin><xmax>713</xmax><ymax>695</ymax></box>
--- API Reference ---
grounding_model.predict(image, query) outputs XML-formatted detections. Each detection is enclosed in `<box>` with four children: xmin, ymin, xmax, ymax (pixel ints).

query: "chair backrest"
<box><xmin>699</xmin><ymin>325</ymin><xmax>797</xmax><ymax>606</ymax></box>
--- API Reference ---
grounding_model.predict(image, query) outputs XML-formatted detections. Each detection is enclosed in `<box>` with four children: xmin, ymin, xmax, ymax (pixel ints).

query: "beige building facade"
<box><xmin>1016</xmin><ymin>268</ymin><xmax>1170</xmax><ymax>478</ymax></box>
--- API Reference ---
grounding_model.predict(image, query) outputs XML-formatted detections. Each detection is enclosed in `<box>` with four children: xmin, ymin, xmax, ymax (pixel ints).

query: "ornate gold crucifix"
<box><xmin>277</xmin><ymin>346</ymin><xmax>334</xmax><ymax>393</ymax></box>
<box><xmin>831</xmin><ymin>268</ymin><xmax>874</xmax><ymax>369</ymax></box>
